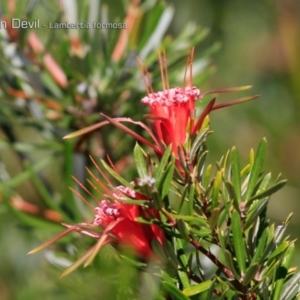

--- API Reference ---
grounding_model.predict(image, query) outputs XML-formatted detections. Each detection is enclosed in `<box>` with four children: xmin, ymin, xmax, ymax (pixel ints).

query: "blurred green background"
<box><xmin>0</xmin><ymin>0</ymin><xmax>299</xmax><ymax>299</ymax></box>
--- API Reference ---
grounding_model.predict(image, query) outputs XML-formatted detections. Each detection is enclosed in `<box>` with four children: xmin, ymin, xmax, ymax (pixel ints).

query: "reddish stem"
<box><xmin>189</xmin><ymin>237</ymin><xmax>248</xmax><ymax>298</ymax></box>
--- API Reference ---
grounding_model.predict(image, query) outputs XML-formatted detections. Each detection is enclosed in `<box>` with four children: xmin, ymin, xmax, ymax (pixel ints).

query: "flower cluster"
<box><xmin>29</xmin><ymin>49</ymin><xmax>259</xmax><ymax>282</ymax></box>
<box><xmin>93</xmin><ymin>186</ymin><xmax>164</xmax><ymax>258</ymax></box>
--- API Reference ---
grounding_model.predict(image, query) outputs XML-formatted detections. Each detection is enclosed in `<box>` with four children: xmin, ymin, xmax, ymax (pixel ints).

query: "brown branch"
<box><xmin>189</xmin><ymin>238</ymin><xmax>234</xmax><ymax>279</ymax></box>
<box><xmin>189</xmin><ymin>237</ymin><xmax>248</xmax><ymax>298</ymax></box>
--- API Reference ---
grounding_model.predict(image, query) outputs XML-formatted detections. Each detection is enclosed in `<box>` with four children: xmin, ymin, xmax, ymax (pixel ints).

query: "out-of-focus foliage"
<box><xmin>0</xmin><ymin>0</ymin><xmax>216</xmax><ymax>299</ymax></box>
<box><xmin>0</xmin><ymin>0</ymin><xmax>299</xmax><ymax>299</ymax></box>
<box><xmin>0</xmin><ymin>0</ymin><xmax>214</xmax><ymax>222</ymax></box>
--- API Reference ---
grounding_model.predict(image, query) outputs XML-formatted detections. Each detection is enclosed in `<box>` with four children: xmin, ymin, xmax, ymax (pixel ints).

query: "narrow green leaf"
<box><xmin>244</xmin><ymin>198</ymin><xmax>269</xmax><ymax>230</ymax></box>
<box><xmin>195</xmin><ymin>149</ymin><xmax>208</xmax><ymax>182</ymax></box>
<box><xmin>252</xmin><ymin>224</ymin><xmax>277</xmax><ymax>264</ymax></box>
<box><xmin>151</xmin><ymin>239</ymin><xmax>169</xmax><ymax>263</ymax></box>
<box><xmin>230</xmin><ymin>146</ymin><xmax>242</xmax><ymax>203</ymax></box>
<box><xmin>188</xmin><ymin>183</ymin><xmax>195</xmax><ymax>215</ymax></box>
<box><xmin>189</xmin><ymin>227</ymin><xmax>212</xmax><ymax>237</ymax></box>
<box><xmin>256</xmin><ymin>172</ymin><xmax>272</xmax><ymax>193</ymax></box>
<box><xmin>164</xmin><ymin>240</ymin><xmax>180</xmax><ymax>269</ymax></box>
<box><xmin>190</xmin><ymin>129</ymin><xmax>209</xmax><ymax>162</ymax></box>
<box><xmin>203</xmin><ymin>164</ymin><xmax>212</xmax><ymax>189</ymax></box>
<box><xmin>273</xmin><ymin>243</ymin><xmax>295</xmax><ymax>300</ymax></box>
<box><xmin>216</xmin><ymin>277</ymin><xmax>234</xmax><ymax>297</ymax></box>
<box><xmin>268</xmin><ymin>241</ymin><xmax>290</xmax><ymax>262</ymax></box>
<box><xmin>217</xmin><ymin>208</ymin><xmax>229</xmax><ymax>227</ymax></box>
<box><xmin>260</xmin><ymin>260</ymin><xmax>280</xmax><ymax>281</ymax></box>
<box><xmin>249</xmin><ymin>148</ymin><xmax>254</xmax><ymax>166</ymax></box>
<box><xmin>206</xmin><ymin>279</ymin><xmax>216</xmax><ymax>300</ymax></box>
<box><xmin>183</xmin><ymin>280</ymin><xmax>212</xmax><ymax>296</ymax></box>
<box><xmin>161</xmin><ymin>281</ymin><xmax>190</xmax><ymax>300</ymax></box>
<box><xmin>248</xmin><ymin>180</ymin><xmax>287</xmax><ymax>204</ymax></box>
<box><xmin>135</xmin><ymin>216</ymin><xmax>161</xmax><ymax>224</ymax></box>
<box><xmin>279</xmin><ymin>271</ymin><xmax>300</xmax><ymax>300</ymax></box>
<box><xmin>274</xmin><ymin>213</ymin><xmax>292</xmax><ymax>244</ymax></box>
<box><xmin>115</xmin><ymin>198</ymin><xmax>148</xmax><ymax>206</ymax></box>
<box><xmin>176</xmin><ymin>238</ymin><xmax>189</xmax><ymax>267</ymax></box>
<box><xmin>211</xmin><ymin>170</ymin><xmax>222</xmax><ymax>209</ymax></box>
<box><xmin>224</xmin><ymin>249</ymin><xmax>240</xmax><ymax>279</ymax></box>
<box><xmin>231</xmin><ymin>210</ymin><xmax>246</xmax><ymax>274</ymax></box>
<box><xmin>221</xmin><ymin>150</ymin><xmax>230</xmax><ymax>176</ymax></box>
<box><xmin>225</xmin><ymin>181</ymin><xmax>240</xmax><ymax>213</ymax></box>
<box><xmin>242</xmin><ymin>263</ymin><xmax>260</xmax><ymax>286</ymax></box>
<box><xmin>264</xmin><ymin>224</ymin><xmax>276</xmax><ymax>257</ymax></box>
<box><xmin>170</xmin><ymin>214</ymin><xmax>208</xmax><ymax>227</ymax></box>
<box><xmin>175</xmin><ymin>238</ymin><xmax>191</xmax><ymax>290</ymax></box>
<box><xmin>133</xmin><ymin>143</ymin><xmax>148</xmax><ymax>179</ymax></box>
<box><xmin>209</xmin><ymin>207</ymin><xmax>220</xmax><ymax>229</ymax></box>
<box><xmin>177</xmin><ymin>220</ymin><xmax>190</xmax><ymax>241</ymax></box>
<box><xmin>247</xmin><ymin>217</ymin><xmax>260</xmax><ymax>255</ymax></box>
<box><xmin>217</xmin><ymin>228</ymin><xmax>227</xmax><ymax>252</ymax></box>
<box><xmin>178</xmin><ymin>185</ymin><xmax>189</xmax><ymax>214</ymax></box>
<box><xmin>178</xmin><ymin>270</ymin><xmax>190</xmax><ymax>290</ymax></box>
<box><xmin>245</xmin><ymin>173</ymin><xmax>271</xmax><ymax>208</ymax></box>
<box><xmin>161</xmin><ymin>155</ymin><xmax>175</xmax><ymax>199</ymax></box>
<box><xmin>60</xmin><ymin>245</ymin><xmax>97</xmax><ymax>278</ymax></box>
<box><xmin>262</xmin><ymin>279</ymin><xmax>270</xmax><ymax>300</ymax></box>
<box><xmin>151</xmin><ymin>190</ymin><xmax>163</xmax><ymax>210</ymax></box>
<box><xmin>193</xmin><ymin>251</ymin><xmax>205</xmax><ymax>281</ymax></box>
<box><xmin>251</xmin><ymin>228</ymin><xmax>269</xmax><ymax>264</ymax></box>
<box><xmin>154</xmin><ymin>145</ymin><xmax>172</xmax><ymax>186</ymax></box>
<box><xmin>245</xmin><ymin>138</ymin><xmax>267</xmax><ymax>201</ymax></box>
<box><xmin>101</xmin><ymin>159</ymin><xmax>131</xmax><ymax>187</ymax></box>
<box><xmin>241</xmin><ymin>164</ymin><xmax>251</xmax><ymax>177</ymax></box>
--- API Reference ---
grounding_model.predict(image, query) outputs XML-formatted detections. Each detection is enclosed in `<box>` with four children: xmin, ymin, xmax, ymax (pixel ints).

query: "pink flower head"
<box><xmin>94</xmin><ymin>186</ymin><xmax>164</xmax><ymax>258</ymax></box>
<box><xmin>139</xmin><ymin>49</ymin><xmax>202</xmax><ymax>156</ymax></box>
<box><xmin>141</xmin><ymin>86</ymin><xmax>201</xmax><ymax>154</ymax></box>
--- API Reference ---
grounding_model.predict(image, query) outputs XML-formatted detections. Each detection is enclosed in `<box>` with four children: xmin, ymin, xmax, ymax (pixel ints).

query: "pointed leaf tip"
<box><xmin>203</xmin><ymin>85</ymin><xmax>253</xmax><ymax>96</ymax></box>
<box><xmin>27</xmin><ymin>227</ymin><xmax>74</xmax><ymax>255</ymax></box>
<box><xmin>63</xmin><ymin>121</ymin><xmax>109</xmax><ymax>139</ymax></box>
<box><xmin>212</xmin><ymin>94</ymin><xmax>260</xmax><ymax>111</ymax></box>
<box><xmin>60</xmin><ymin>244</ymin><xmax>98</xmax><ymax>278</ymax></box>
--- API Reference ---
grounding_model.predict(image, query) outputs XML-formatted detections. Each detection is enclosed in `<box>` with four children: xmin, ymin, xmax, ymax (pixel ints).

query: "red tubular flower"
<box><xmin>141</xmin><ymin>86</ymin><xmax>201</xmax><ymax>155</ymax></box>
<box><xmin>139</xmin><ymin>49</ymin><xmax>202</xmax><ymax>156</ymax></box>
<box><xmin>94</xmin><ymin>186</ymin><xmax>164</xmax><ymax>259</ymax></box>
